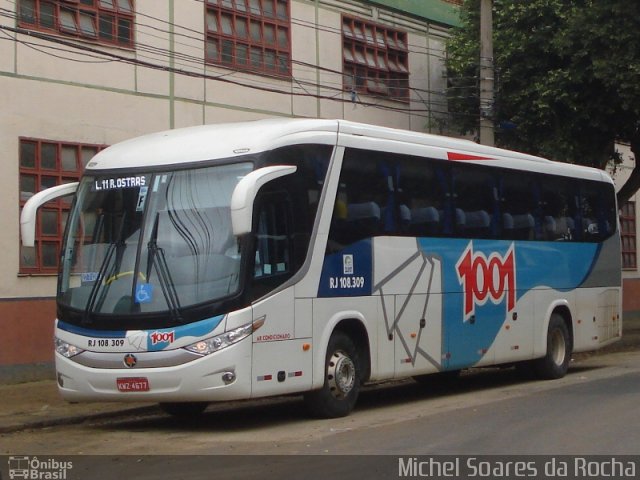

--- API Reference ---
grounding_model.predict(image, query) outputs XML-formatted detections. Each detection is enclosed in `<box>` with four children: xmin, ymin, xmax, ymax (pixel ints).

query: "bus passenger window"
<box><xmin>579</xmin><ymin>181</ymin><xmax>617</xmax><ymax>242</ymax></box>
<box><xmin>452</xmin><ymin>166</ymin><xmax>495</xmax><ymax>239</ymax></box>
<box><xmin>501</xmin><ymin>171</ymin><xmax>537</xmax><ymax>241</ymax></box>
<box><xmin>539</xmin><ymin>178</ymin><xmax>578</xmax><ymax>241</ymax></box>
<box><xmin>399</xmin><ymin>158</ymin><xmax>447</xmax><ymax>238</ymax></box>
<box><xmin>327</xmin><ymin>149</ymin><xmax>387</xmax><ymax>251</ymax></box>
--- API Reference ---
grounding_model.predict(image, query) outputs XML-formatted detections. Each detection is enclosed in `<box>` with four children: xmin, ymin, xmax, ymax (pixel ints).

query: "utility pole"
<box><xmin>479</xmin><ymin>0</ymin><xmax>495</xmax><ymax>146</ymax></box>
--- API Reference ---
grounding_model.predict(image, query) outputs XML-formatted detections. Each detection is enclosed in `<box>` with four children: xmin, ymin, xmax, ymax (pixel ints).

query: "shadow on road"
<box><xmin>90</xmin><ymin>361</ymin><xmax>606</xmax><ymax>433</ymax></box>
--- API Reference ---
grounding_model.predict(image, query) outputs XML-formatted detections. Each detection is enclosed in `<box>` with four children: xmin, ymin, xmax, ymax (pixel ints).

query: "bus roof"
<box><xmin>86</xmin><ymin>118</ymin><xmax>611</xmax><ymax>184</ymax></box>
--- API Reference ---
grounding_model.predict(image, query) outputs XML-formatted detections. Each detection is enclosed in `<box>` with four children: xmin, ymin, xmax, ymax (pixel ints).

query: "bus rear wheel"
<box><xmin>304</xmin><ymin>331</ymin><xmax>361</xmax><ymax>418</ymax></box>
<box><xmin>533</xmin><ymin>313</ymin><xmax>572</xmax><ymax>379</ymax></box>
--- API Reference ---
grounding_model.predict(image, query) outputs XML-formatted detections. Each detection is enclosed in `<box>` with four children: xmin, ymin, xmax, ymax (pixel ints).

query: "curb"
<box><xmin>0</xmin><ymin>405</ymin><xmax>158</xmax><ymax>434</ymax></box>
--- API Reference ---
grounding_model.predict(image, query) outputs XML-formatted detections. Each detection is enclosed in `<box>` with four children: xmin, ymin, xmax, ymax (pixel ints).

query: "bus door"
<box><xmin>250</xmin><ymin>192</ymin><xmax>312</xmax><ymax>397</ymax></box>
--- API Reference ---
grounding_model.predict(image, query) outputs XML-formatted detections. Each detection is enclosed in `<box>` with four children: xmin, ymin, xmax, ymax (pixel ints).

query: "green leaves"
<box><xmin>446</xmin><ymin>0</ymin><xmax>640</xmax><ymax>175</ymax></box>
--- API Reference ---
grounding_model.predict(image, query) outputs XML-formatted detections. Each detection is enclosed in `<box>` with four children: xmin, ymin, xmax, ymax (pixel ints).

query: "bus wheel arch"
<box><xmin>304</xmin><ymin>319</ymin><xmax>370</xmax><ymax>418</ymax></box>
<box><xmin>534</xmin><ymin>308</ymin><xmax>573</xmax><ymax>379</ymax></box>
<box><xmin>333</xmin><ymin>318</ymin><xmax>371</xmax><ymax>382</ymax></box>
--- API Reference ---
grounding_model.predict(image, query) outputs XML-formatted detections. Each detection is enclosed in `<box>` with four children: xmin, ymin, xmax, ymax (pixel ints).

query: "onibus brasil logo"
<box><xmin>7</xmin><ymin>456</ymin><xmax>72</xmax><ymax>479</ymax></box>
<box><xmin>456</xmin><ymin>242</ymin><xmax>516</xmax><ymax>321</ymax></box>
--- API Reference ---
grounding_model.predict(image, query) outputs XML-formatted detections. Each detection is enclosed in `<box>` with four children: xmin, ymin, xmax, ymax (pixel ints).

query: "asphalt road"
<box><xmin>2</xmin><ymin>351</ymin><xmax>639</xmax><ymax>479</ymax></box>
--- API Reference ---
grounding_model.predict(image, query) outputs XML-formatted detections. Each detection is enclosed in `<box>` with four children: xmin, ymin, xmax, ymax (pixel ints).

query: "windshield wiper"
<box><xmin>146</xmin><ymin>213</ymin><xmax>183</xmax><ymax>323</ymax></box>
<box><xmin>82</xmin><ymin>210</ymin><xmax>128</xmax><ymax>322</ymax></box>
<box><xmin>82</xmin><ymin>240</ymin><xmax>117</xmax><ymax>324</ymax></box>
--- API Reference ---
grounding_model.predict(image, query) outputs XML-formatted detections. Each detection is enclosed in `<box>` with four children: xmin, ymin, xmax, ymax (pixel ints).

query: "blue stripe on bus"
<box><xmin>416</xmin><ymin>238</ymin><xmax>599</xmax><ymax>369</ymax></box>
<box><xmin>57</xmin><ymin>315</ymin><xmax>225</xmax><ymax>351</ymax></box>
<box><xmin>57</xmin><ymin>321</ymin><xmax>128</xmax><ymax>338</ymax></box>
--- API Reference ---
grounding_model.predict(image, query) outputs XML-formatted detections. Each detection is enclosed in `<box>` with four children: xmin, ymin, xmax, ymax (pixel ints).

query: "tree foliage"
<box><xmin>446</xmin><ymin>0</ymin><xmax>640</xmax><ymax>203</ymax></box>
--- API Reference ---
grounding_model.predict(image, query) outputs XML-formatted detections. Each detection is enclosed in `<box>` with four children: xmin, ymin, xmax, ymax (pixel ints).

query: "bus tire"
<box><xmin>304</xmin><ymin>331</ymin><xmax>361</xmax><ymax>418</ymax></box>
<box><xmin>159</xmin><ymin>402</ymin><xmax>208</xmax><ymax>418</ymax></box>
<box><xmin>533</xmin><ymin>313</ymin><xmax>572</xmax><ymax>379</ymax></box>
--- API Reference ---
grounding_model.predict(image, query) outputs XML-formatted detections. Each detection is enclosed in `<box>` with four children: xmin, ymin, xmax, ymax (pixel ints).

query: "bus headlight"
<box><xmin>184</xmin><ymin>318</ymin><xmax>264</xmax><ymax>356</ymax></box>
<box><xmin>55</xmin><ymin>337</ymin><xmax>85</xmax><ymax>358</ymax></box>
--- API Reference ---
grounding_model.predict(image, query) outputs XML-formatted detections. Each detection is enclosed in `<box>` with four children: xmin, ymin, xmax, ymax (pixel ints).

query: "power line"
<box><xmin>1</xmin><ymin>23</ymin><xmax>465</xmax><ymax>119</ymax></box>
<box><xmin>0</xmin><ymin>3</ymin><xmax>480</xmax><ymax>121</ymax></box>
<box><xmin>0</xmin><ymin>0</ymin><xmax>464</xmax><ymax>99</ymax></box>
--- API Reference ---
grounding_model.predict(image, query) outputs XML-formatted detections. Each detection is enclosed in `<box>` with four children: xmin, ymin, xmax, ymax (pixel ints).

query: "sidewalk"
<box><xmin>0</xmin><ymin>380</ymin><xmax>155</xmax><ymax>433</ymax></box>
<box><xmin>1</xmin><ymin>316</ymin><xmax>639</xmax><ymax>434</ymax></box>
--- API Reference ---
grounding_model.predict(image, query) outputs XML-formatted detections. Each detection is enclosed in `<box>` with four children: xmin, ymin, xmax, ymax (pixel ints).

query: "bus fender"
<box><xmin>310</xmin><ymin>311</ymin><xmax>371</xmax><ymax>391</ymax></box>
<box><xmin>535</xmin><ymin>299</ymin><xmax>573</xmax><ymax>358</ymax></box>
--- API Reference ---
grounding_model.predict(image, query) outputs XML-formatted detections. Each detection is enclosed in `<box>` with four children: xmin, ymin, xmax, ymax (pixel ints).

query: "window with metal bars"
<box><xmin>19</xmin><ymin>138</ymin><xmax>106</xmax><ymax>274</ymax></box>
<box><xmin>342</xmin><ymin>15</ymin><xmax>409</xmax><ymax>102</ymax></box>
<box><xmin>621</xmin><ymin>200</ymin><xmax>637</xmax><ymax>270</ymax></box>
<box><xmin>17</xmin><ymin>0</ymin><xmax>135</xmax><ymax>48</ymax></box>
<box><xmin>205</xmin><ymin>0</ymin><xmax>291</xmax><ymax>76</ymax></box>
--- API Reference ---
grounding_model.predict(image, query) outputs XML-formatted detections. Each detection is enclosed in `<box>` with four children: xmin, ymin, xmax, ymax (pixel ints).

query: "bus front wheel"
<box><xmin>533</xmin><ymin>313</ymin><xmax>572</xmax><ymax>379</ymax></box>
<box><xmin>304</xmin><ymin>331</ymin><xmax>361</xmax><ymax>418</ymax></box>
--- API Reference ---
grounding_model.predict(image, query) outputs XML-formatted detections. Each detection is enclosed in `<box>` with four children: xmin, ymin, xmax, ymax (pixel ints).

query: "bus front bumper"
<box><xmin>54</xmin><ymin>338</ymin><xmax>253</xmax><ymax>403</ymax></box>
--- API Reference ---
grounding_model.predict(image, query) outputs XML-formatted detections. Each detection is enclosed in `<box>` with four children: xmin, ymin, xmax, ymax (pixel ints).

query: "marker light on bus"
<box><xmin>55</xmin><ymin>337</ymin><xmax>85</xmax><ymax>358</ymax></box>
<box><xmin>184</xmin><ymin>318</ymin><xmax>264</xmax><ymax>356</ymax></box>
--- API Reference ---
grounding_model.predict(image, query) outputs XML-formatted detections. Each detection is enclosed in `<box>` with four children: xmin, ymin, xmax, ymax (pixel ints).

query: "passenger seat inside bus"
<box><xmin>544</xmin><ymin>215</ymin><xmax>575</xmax><ymax>240</ymax></box>
<box><xmin>329</xmin><ymin>201</ymin><xmax>381</xmax><ymax>247</ymax></box>
<box><xmin>409</xmin><ymin>206</ymin><xmax>440</xmax><ymax>236</ymax></box>
<box><xmin>461</xmin><ymin>210</ymin><xmax>491</xmax><ymax>238</ymax></box>
<box><xmin>503</xmin><ymin>212</ymin><xmax>535</xmax><ymax>240</ymax></box>
<box><xmin>347</xmin><ymin>201</ymin><xmax>380</xmax><ymax>238</ymax></box>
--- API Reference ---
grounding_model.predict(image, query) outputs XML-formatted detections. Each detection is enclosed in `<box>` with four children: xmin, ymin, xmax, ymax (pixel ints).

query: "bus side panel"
<box><xmin>424</xmin><ymin>239</ymin><xmax>600</xmax><ymax>370</ymax></box>
<box><xmin>374</xmin><ymin>294</ymin><xmax>396</xmax><ymax>381</ymax></box>
<box><xmin>372</xmin><ymin>237</ymin><xmax>444</xmax><ymax>378</ymax></box>
<box><xmin>393</xmin><ymin>293</ymin><xmax>443</xmax><ymax>377</ymax></box>
<box><xmin>574</xmin><ymin>287</ymin><xmax>621</xmax><ymax>352</ymax></box>
<box><xmin>595</xmin><ymin>288</ymin><xmax>622</xmax><ymax>346</ymax></box>
<box><xmin>251</xmin><ymin>340</ymin><xmax>313</xmax><ymax>398</ymax></box>
<box><xmin>488</xmin><ymin>288</ymin><xmax>534</xmax><ymax>365</ymax></box>
<box><xmin>573</xmin><ymin>234</ymin><xmax>622</xmax><ymax>351</ymax></box>
<box><xmin>251</xmin><ymin>287</ymin><xmax>314</xmax><ymax>397</ymax></box>
<box><xmin>574</xmin><ymin>288</ymin><xmax>599</xmax><ymax>352</ymax></box>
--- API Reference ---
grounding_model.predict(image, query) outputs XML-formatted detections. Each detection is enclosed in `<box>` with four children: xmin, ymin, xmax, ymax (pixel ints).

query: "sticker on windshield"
<box><xmin>81</xmin><ymin>272</ymin><xmax>99</xmax><ymax>284</ymax></box>
<box><xmin>135</xmin><ymin>283</ymin><xmax>153</xmax><ymax>304</ymax></box>
<box><xmin>136</xmin><ymin>186</ymin><xmax>149</xmax><ymax>212</ymax></box>
<box><xmin>93</xmin><ymin>176</ymin><xmax>147</xmax><ymax>191</ymax></box>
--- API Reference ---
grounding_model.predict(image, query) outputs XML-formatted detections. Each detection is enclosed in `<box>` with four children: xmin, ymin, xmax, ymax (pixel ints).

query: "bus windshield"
<box><xmin>58</xmin><ymin>162</ymin><xmax>253</xmax><ymax>318</ymax></box>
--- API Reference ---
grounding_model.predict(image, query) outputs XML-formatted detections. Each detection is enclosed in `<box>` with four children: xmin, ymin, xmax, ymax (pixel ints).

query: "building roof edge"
<box><xmin>364</xmin><ymin>0</ymin><xmax>461</xmax><ymax>27</ymax></box>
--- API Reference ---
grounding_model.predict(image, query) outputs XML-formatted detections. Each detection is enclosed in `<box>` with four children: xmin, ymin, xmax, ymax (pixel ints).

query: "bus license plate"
<box><xmin>116</xmin><ymin>377</ymin><xmax>150</xmax><ymax>392</ymax></box>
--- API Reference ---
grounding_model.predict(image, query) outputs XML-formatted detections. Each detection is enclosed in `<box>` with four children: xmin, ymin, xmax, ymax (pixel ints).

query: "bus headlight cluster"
<box><xmin>184</xmin><ymin>320</ymin><xmax>260</xmax><ymax>356</ymax></box>
<box><xmin>55</xmin><ymin>337</ymin><xmax>85</xmax><ymax>358</ymax></box>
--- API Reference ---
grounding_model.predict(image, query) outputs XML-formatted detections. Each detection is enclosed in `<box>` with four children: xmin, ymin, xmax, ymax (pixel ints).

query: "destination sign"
<box><xmin>93</xmin><ymin>175</ymin><xmax>147</xmax><ymax>191</ymax></box>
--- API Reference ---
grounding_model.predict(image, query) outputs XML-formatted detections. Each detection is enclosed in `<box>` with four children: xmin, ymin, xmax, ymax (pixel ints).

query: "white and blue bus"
<box><xmin>21</xmin><ymin>119</ymin><xmax>622</xmax><ymax>418</ymax></box>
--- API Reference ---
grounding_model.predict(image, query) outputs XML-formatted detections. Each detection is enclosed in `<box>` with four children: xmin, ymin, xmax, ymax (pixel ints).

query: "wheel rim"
<box><xmin>550</xmin><ymin>328</ymin><xmax>566</xmax><ymax>366</ymax></box>
<box><xmin>327</xmin><ymin>350</ymin><xmax>356</xmax><ymax>400</ymax></box>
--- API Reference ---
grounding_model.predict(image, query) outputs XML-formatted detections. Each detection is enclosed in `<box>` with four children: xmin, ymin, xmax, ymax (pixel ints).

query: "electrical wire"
<box><xmin>0</xmin><ymin>1</ymin><xmax>481</xmax><ymax>121</ymax></box>
<box><xmin>0</xmin><ymin>2</ymin><xmax>456</xmax><ymax>94</ymax></box>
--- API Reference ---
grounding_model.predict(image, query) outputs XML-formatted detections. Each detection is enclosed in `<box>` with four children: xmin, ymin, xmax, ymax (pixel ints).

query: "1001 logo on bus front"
<box><xmin>456</xmin><ymin>242</ymin><xmax>516</xmax><ymax>321</ymax></box>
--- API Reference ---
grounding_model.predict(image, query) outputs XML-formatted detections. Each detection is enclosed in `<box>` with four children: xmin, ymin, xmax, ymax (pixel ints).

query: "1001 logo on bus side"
<box><xmin>456</xmin><ymin>242</ymin><xmax>516</xmax><ymax>321</ymax></box>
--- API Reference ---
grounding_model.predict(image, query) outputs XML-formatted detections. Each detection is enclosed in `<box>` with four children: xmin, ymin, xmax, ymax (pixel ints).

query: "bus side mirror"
<box><xmin>231</xmin><ymin>165</ymin><xmax>297</xmax><ymax>236</ymax></box>
<box><xmin>20</xmin><ymin>182</ymin><xmax>79</xmax><ymax>247</ymax></box>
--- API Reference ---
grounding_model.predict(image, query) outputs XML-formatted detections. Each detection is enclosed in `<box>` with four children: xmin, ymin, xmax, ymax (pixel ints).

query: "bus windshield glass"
<box><xmin>58</xmin><ymin>162</ymin><xmax>253</xmax><ymax>317</ymax></box>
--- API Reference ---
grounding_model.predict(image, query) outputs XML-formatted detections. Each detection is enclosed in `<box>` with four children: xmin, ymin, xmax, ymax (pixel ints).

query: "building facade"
<box><xmin>0</xmin><ymin>0</ymin><xmax>460</xmax><ymax>381</ymax></box>
<box><xmin>611</xmin><ymin>144</ymin><xmax>640</xmax><ymax>317</ymax></box>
